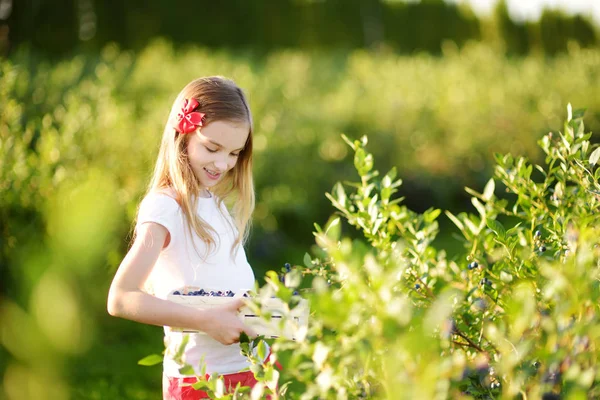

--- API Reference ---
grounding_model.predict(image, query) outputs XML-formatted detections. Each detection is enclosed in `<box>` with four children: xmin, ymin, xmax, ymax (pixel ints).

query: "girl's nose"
<box><xmin>214</xmin><ymin>160</ymin><xmax>228</xmax><ymax>172</ymax></box>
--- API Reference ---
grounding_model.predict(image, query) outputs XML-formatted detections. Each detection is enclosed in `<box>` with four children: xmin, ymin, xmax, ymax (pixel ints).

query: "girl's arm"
<box><xmin>107</xmin><ymin>222</ymin><xmax>256</xmax><ymax>345</ymax></box>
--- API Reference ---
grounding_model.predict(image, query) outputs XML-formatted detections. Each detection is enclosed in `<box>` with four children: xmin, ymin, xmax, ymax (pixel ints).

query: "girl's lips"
<box><xmin>204</xmin><ymin>168</ymin><xmax>221</xmax><ymax>180</ymax></box>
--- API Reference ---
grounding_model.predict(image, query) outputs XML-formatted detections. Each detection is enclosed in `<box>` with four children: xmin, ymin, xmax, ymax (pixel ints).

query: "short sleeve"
<box><xmin>135</xmin><ymin>193</ymin><xmax>181</xmax><ymax>249</ymax></box>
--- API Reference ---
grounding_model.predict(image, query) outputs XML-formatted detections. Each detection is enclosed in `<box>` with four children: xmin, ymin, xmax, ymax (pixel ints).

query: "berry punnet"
<box><xmin>167</xmin><ymin>286</ymin><xmax>309</xmax><ymax>339</ymax></box>
<box><xmin>172</xmin><ymin>288</ymin><xmax>247</xmax><ymax>297</ymax></box>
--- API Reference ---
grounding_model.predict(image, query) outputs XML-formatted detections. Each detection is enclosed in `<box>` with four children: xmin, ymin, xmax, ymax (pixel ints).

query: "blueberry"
<box><xmin>468</xmin><ymin>262</ymin><xmax>479</xmax><ymax>270</ymax></box>
<box><xmin>278</xmin><ymin>274</ymin><xmax>285</xmax><ymax>283</ymax></box>
<box><xmin>540</xmin><ymin>245</ymin><xmax>547</xmax><ymax>252</ymax></box>
<box><xmin>243</xmin><ymin>292</ymin><xmax>249</xmax><ymax>297</ymax></box>
<box><xmin>292</xmin><ymin>290</ymin><xmax>299</xmax><ymax>295</ymax></box>
<box><xmin>173</xmin><ymin>291</ymin><xmax>181</xmax><ymax>295</ymax></box>
<box><xmin>216</xmin><ymin>291</ymin><xmax>224</xmax><ymax>297</ymax></box>
<box><xmin>225</xmin><ymin>290</ymin><xmax>234</xmax><ymax>297</ymax></box>
<box><xmin>209</xmin><ymin>291</ymin><xmax>217</xmax><ymax>296</ymax></box>
<box><xmin>198</xmin><ymin>289</ymin><xmax>206</xmax><ymax>295</ymax></box>
<box><xmin>284</xmin><ymin>263</ymin><xmax>292</xmax><ymax>272</ymax></box>
<box><xmin>534</xmin><ymin>230</ymin><xmax>542</xmax><ymax>238</ymax></box>
<box><xmin>474</xmin><ymin>298</ymin><xmax>487</xmax><ymax>311</ymax></box>
<box><xmin>415</xmin><ymin>284</ymin><xmax>421</xmax><ymax>289</ymax></box>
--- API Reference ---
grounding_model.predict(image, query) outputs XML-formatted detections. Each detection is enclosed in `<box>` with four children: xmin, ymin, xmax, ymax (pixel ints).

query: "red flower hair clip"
<box><xmin>175</xmin><ymin>98</ymin><xmax>205</xmax><ymax>134</ymax></box>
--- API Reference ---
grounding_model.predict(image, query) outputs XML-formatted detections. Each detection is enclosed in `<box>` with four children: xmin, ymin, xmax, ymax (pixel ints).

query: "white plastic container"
<box><xmin>166</xmin><ymin>287</ymin><xmax>309</xmax><ymax>340</ymax></box>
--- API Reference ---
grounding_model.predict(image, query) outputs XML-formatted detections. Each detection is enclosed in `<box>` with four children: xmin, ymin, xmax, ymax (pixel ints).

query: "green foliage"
<box><xmin>2</xmin><ymin>41</ymin><xmax>600</xmax><ymax>398</ymax></box>
<box><xmin>204</xmin><ymin>105</ymin><xmax>600</xmax><ymax>399</ymax></box>
<box><xmin>7</xmin><ymin>0</ymin><xmax>598</xmax><ymax>57</ymax></box>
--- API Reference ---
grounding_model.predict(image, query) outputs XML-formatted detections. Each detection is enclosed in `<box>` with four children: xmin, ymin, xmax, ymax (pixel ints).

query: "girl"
<box><xmin>107</xmin><ymin>76</ymin><xmax>263</xmax><ymax>399</ymax></box>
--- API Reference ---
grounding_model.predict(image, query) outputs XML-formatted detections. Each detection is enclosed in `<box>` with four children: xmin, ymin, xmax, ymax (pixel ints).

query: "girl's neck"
<box><xmin>198</xmin><ymin>189</ymin><xmax>212</xmax><ymax>199</ymax></box>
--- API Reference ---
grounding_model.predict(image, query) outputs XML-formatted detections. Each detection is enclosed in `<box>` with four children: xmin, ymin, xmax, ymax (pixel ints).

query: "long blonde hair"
<box><xmin>137</xmin><ymin>76</ymin><xmax>254</xmax><ymax>257</ymax></box>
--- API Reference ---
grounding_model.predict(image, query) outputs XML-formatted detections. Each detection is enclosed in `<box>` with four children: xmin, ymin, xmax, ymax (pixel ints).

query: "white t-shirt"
<box><xmin>136</xmin><ymin>191</ymin><xmax>256</xmax><ymax>377</ymax></box>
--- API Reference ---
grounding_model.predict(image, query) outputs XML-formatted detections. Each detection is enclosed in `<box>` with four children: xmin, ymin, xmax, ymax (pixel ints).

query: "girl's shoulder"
<box><xmin>145</xmin><ymin>187</ymin><xmax>180</xmax><ymax>204</ymax></box>
<box><xmin>140</xmin><ymin>188</ymin><xmax>182</xmax><ymax>213</ymax></box>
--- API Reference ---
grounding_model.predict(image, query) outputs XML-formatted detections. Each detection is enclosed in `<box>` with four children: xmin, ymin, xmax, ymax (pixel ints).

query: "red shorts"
<box><xmin>164</xmin><ymin>370</ymin><xmax>258</xmax><ymax>399</ymax></box>
<box><xmin>163</xmin><ymin>353</ymin><xmax>281</xmax><ymax>400</ymax></box>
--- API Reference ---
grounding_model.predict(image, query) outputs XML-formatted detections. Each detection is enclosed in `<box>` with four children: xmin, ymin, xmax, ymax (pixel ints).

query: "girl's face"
<box><xmin>186</xmin><ymin>120</ymin><xmax>250</xmax><ymax>191</ymax></box>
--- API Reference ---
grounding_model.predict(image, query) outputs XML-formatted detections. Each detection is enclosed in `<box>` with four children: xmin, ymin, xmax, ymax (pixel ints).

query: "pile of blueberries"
<box><xmin>172</xmin><ymin>289</ymin><xmax>249</xmax><ymax>297</ymax></box>
<box><xmin>172</xmin><ymin>263</ymin><xmax>299</xmax><ymax>297</ymax></box>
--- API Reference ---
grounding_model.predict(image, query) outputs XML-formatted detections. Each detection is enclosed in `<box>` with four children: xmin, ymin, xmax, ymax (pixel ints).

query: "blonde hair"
<box><xmin>136</xmin><ymin>76</ymin><xmax>254</xmax><ymax>257</ymax></box>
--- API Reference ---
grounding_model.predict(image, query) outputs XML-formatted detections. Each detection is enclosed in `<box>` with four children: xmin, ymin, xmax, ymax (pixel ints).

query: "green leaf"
<box><xmin>239</xmin><ymin>332</ymin><xmax>250</xmax><ymax>344</ymax></box>
<box><xmin>471</xmin><ymin>198</ymin><xmax>486</xmax><ymax>219</ymax></box>
<box><xmin>192</xmin><ymin>380</ymin><xmax>210</xmax><ymax>390</ymax></box>
<box><xmin>174</xmin><ymin>334</ymin><xmax>190</xmax><ymax>361</ymax></box>
<box><xmin>445</xmin><ymin>211</ymin><xmax>464</xmax><ymax>232</ymax></box>
<box><xmin>483</xmin><ymin>178</ymin><xmax>495</xmax><ymax>201</ymax></box>
<box><xmin>589</xmin><ymin>147</ymin><xmax>600</xmax><ymax>166</ymax></box>
<box><xmin>137</xmin><ymin>354</ymin><xmax>163</xmax><ymax>366</ymax></box>
<box><xmin>334</xmin><ymin>182</ymin><xmax>347</xmax><ymax>207</ymax></box>
<box><xmin>424</xmin><ymin>208</ymin><xmax>441</xmax><ymax>223</ymax></box>
<box><xmin>363</xmin><ymin>153</ymin><xmax>374</xmax><ymax>174</ymax></box>
<box><xmin>382</xmin><ymin>167</ymin><xmax>397</xmax><ymax>188</ymax></box>
<box><xmin>257</xmin><ymin>340</ymin><xmax>267</xmax><ymax>361</ymax></box>
<box><xmin>354</xmin><ymin>148</ymin><xmax>366</xmax><ymax>173</ymax></box>
<box><xmin>572</xmin><ymin>107</ymin><xmax>586</xmax><ymax>119</ymax></box>
<box><xmin>487</xmin><ymin>219</ymin><xmax>506</xmax><ymax>239</ymax></box>
<box><xmin>381</xmin><ymin>187</ymin><xmax>392</xmax><ymax>202</ymax></box>
<box><xmin>340</xmin><ymin>133</ymin><xmax>355</xmax><ymax>150</ymax></box>
<box><xmin>325</xmin><ymin>217</ymin><xmax>341</xmax><ymax>241</ymax></box>
<box><xmin>178</xmin><ymin>365</ymin><xmax>195</xmax><ymax>376</ymax></box>
<box><xmin>303</xmin><ymin>252</ymin><xmax>312</xmax><ymax>268</ymax></box>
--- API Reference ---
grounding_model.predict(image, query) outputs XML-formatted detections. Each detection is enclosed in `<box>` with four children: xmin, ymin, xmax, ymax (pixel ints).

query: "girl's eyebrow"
<box><xmin>207</xmin><ymin>139</ymin><xmax>244</xmax><ymax>152</ymax></box>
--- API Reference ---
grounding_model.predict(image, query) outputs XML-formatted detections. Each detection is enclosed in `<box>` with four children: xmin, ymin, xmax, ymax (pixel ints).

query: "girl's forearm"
<box><xmin>107</xmin><ymin>289</ymin><xmax>211</xmax><ymax>331</ymax></box>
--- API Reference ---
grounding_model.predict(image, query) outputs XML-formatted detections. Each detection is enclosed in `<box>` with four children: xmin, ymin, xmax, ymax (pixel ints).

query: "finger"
<box><xmin>243</xmin><ymin>324</ymin><xmax>258</xmax><ymax>339</ymax></box>
<box><xmin>227</xmin><ymin>298</ymin><xmax>245</xmax><ymax>311</ymax></box>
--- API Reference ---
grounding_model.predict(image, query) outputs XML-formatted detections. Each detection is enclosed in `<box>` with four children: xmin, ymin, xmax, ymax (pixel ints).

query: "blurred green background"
<box><xmin>1</xmin><ymin>0</ymin><xmax>600</xmax><ymax>398</ymax></box>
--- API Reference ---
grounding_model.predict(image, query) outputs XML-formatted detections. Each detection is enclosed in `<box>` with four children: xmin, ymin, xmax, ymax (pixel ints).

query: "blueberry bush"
<box><xmin>2</xmin><ymin>41</ymin><xmax>600</xmax><ymax>398</ymax></box>
<box><xmin>178</xmin><ymin>105</ymin><xmax>600</xmax><ymax>399</ymax></box>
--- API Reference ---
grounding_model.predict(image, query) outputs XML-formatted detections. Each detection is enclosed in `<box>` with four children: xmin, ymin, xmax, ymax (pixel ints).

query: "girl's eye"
<box><xmin>231</xmin><ymin>153</ymin><xmax>240</xmax><ymax>157</ymax></box>
<box><xmin>205</xmin><ymin>147</ymin><xmax>218</xmax><ymax>153</ymax></box>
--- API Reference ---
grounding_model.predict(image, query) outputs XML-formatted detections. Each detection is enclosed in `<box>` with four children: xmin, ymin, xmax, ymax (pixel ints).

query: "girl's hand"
<box><xmin>200</xmin><ymin>298</ymin><xmax>257</xmax><ymax>345</ymax></box>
